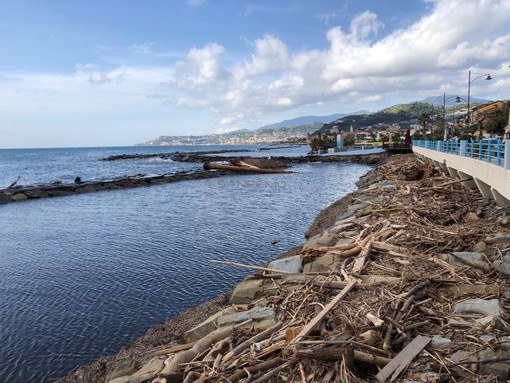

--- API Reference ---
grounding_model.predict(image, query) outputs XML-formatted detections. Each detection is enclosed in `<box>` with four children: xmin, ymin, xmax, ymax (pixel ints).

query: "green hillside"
<box><xmin>318</xmin><ymin>102</ymin><xmax>443</xmax><ymax>134</ymax></box>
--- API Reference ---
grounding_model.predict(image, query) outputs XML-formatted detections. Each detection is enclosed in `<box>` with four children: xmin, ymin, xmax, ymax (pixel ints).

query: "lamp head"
<box><xmin>455</xmin><ymin>96</ymin><xmax>462</xmax><ymax>103</ymax></box>
<box><xmin>486</xmin><ymin>75</ymin><xmax>492</xmax><ymax>80</ymax></box>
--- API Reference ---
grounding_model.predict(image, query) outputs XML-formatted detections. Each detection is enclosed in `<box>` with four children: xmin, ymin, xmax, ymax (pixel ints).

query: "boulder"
<box><xmin>107</xmin><ymin>357</ymin><xmax>164</xmax><ymax>383</ymax></box>
<box><xmin>230</xmin><ymin>279</ymin><xmax>273</xmax><ymax>305</ymax></box>
<box><xmin>428</xmin><ymin>335</ymin><xmax>452</xmax><ymax>350</ymax></box>
<box><xmin>267</xmin><ymin>255</ymin><xmax>302</xmax><ymax>273</ymax></box>
<box><xmin>105</xmin><ymin>360</ymin><xmax>140</xmax><ymax>382</ymax></box>
<box><xmin>493</xmin><ymin>254</ymin><xmax>510</xmax><ymax>275</ymax></box>
<box><xmin>181</xmin><ymin>310</ymin><xmax>224</xmax><ymax>343</ymax></box>
<box><xmin>302</xmin><ymin>232</ymin><xmax>337</xmax><ymax>251</ymax></box>
<box><xmin>303</xmin><ymin>253</ymin><xmax>344</xmax><ymax>273</ymax></box>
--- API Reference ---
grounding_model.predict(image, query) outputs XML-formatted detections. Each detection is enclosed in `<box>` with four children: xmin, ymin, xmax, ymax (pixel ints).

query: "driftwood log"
<box><xmin>204</xmin><ymin>161</ymin><xmax>293</xmax><ymax>174</ymax></box>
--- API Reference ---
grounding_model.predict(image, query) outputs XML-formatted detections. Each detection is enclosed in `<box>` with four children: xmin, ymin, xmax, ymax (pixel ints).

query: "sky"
<box><xmin>1</xmin><ymin>0</ymin><xmax>510</xmax><ymax>148</ymax></box>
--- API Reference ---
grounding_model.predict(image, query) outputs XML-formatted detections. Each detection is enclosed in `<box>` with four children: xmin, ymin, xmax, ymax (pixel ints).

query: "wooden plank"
<box><xmin>375</xmin><ymin>335</ymin><xmax>431</xmax><ymax>382</ymax></box>
<box><xmin>291</xmin><ymin>279</ymin><xmax>357</xmax><ymax>343</ymax></box>
<box><xmin>351</xmin><ymin>236</ymin><xmax>375</xmax><ymax>274</ymax></box>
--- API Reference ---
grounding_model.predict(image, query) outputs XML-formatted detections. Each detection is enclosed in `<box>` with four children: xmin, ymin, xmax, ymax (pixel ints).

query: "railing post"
<box><xmin>497</xmin><ymin>139</ymin><xmax>502</xmax><ymax>166</ymax></box>
<box><xmin>478</xmin><ymin>141</ymin><xmax>483</xmax><ymax>160</ymax></box>
<box><xmin>436</xmin><ymin>141</ymin><xmax>441</xmax><ymax>152</ymax></box>
<box><xmin>460</xmin><ymin>140</ymin><xmax>467</xmax><ymax>157</ymax></box>
<box><xmin>504</xmin><ymin>139</ymin><xmax>510</xmax><ymax>170</ymax></box>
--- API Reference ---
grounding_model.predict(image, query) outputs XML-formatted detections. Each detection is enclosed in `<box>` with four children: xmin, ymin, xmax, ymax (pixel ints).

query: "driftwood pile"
<box><xmin>146</xmin><ymin>155</ymin><xmax>510</xmax><ymax>383</ymax></box>
<box><xmin>146</xmin><ymin>154</ymin><xmax>510</xmax><ymax>383</ymax></box>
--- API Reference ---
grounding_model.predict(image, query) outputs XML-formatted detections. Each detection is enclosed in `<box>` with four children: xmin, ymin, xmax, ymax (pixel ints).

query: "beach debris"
<box><xmin>59</xmin><ymin>154</ymin><xmax>510</xmax><ymax>383</ymax></box>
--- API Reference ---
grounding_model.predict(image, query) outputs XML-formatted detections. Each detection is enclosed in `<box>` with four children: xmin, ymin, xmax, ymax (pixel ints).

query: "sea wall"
<box><xmin>56</xmin><ymin>153</ymin><xmax>510</xmax><ymax>383</ymax></box>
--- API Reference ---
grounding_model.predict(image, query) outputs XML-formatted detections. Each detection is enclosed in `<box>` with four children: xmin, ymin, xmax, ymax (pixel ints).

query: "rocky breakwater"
<box><xmin>0</xmin><ymin>170</ymin><xmax>226</xmax><ymax>205</ymax></box>
<box><xmin>58</xmin><ymin>153</ymin><xmax>510</xmax><ymax>383</ymax></box>
<box><xmin>170</xmin><ymin>152</ymin><xmax>385</xmax><ymax>165</ymax></box>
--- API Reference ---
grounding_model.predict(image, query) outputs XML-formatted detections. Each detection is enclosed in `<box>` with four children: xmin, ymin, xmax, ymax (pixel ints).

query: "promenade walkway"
<box><xmin>413</xmin><ymin>139</ymin><xmax>510</xmax><ymax>206</ymax></box>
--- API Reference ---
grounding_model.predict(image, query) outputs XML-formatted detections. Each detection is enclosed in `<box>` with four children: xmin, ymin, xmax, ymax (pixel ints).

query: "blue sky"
<box><xmin>1</xmin><ymin>0</ymin><xmax>509</xmax><ymax>148</ymax></box>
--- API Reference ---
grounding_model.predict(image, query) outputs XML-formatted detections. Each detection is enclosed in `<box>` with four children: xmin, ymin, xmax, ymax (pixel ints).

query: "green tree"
<box><xmin>419</xmin><ymin>113</ymin><xmax>430</xmax><ymax>137</ymax></box>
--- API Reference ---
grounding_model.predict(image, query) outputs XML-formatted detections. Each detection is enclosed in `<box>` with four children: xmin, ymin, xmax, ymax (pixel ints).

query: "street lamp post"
<box><xmin>467</xmin><ymin>70</ymin><xmax>492</xmax><ymax>137</ymax></box>
<box><xmin>443</xmin><ymin>93</ymin><xmax>464</xmax><ymax>141</ymax></box>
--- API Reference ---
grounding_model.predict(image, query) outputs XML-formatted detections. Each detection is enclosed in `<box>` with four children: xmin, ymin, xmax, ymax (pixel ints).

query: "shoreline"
<box><xmin>57</xmin><ymin>153</ymin><xmax>510</xmax><ymax>382</ymax></box>
<box><xmin>54</xmin><ymin>160</ymin><xmax>374</xmax><ymax>383</ymax></box>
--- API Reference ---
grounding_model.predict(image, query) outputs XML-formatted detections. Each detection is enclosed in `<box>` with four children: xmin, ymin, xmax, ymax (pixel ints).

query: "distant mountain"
<box><xmin>137</xmin><ymin>112</ymin><xmax>366</xmax><ymax>146</ymax></box>
<box><xmin>258</xmin><ymin>112</ymin><xmax>367</xmax><ymax>130</ymax></box>
<box><xmin>422</xmin><ymin>95</ymin><xmax>491</xmax><ymax>106</ymax></box>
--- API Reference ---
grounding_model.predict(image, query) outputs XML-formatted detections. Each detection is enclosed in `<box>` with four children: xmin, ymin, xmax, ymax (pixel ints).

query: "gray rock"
<box><xmin>452</xmin><ymin>298</ymin><xmax>506</xmax><ymax>327</ymax></box>
<box><xmin>302</xmin><ymin>232</ymin><xmax>337</xmax><ymax>250</ymax></box>
<box><xmin>346</xmin><ymin>202</ymin><xmax>368</xmax><ymax>212</ymax></box>
<box><xmin>368</xmin><ymin>180</ymin><xmax>395</xmax><ymax>190</ymax></box>
<box><xmin>477</xmin><ymin>349</ymin><xmax>510</xmax><ymax>381</ymax></box>
<box><xmin>429</xmin><ymin>335</ymin><xmax>452</xmax><ymax>350</ymax></box>
<box><xmin>493</xmin><ymin>255</ymin><xmax>510</xmax><ymax>275</ymax></box>
<box><xmin>486</xmin><ymin>233</ymin><xmax>510</xmax><ymax>244</ymax></box>
<box><xmin>503</xmin><ymin>288</ymin><xmax>510</xmax><ymax>300</ymax></box>
<box><xmin>217</xmin><ymin>306</ymin><xmax>276</xmax><ymax>327</ymax></box>
<box><xmin>267</xmin><ymin>255</ymin><xmax>302</xmax><ymax>273</ymax></box>
<box><xmin>130</xmin><ymin>357</ymin><xmax>164</xmax><ymax>382</ymax></box>
<box><xmin>230</xmin><ymin>279</ymin><xmax>273</xmax><ymax>305</ymax></box>
<box><xmin>450</xmin><ymin>350</ymin><xmax>473</xmax><ymax>364</ymax></box>
<box><xmin>329</xmin><ymin>222</ymin><xmax>354</xmax><ymax>235</ymax></box>
<box><xmin>107</xmin><ymin>376</ymin><xmax>133</xmax><ymax>383</ymax></box>
<box><xmin>105</xmin><ymin>360</ymin><xmax>140</xmax><ymax>382</ymax></box>
<box><xmin>181</xmin><ymin>310</ymin><xmax>224</xmax><ymax>343</ymax></box>
<box><xmin>453</xmin><ymin>298</ymin><xmax>505</xmax><ymax>317</ymax></box>
<box><xmin>302</xmin><ymin>252</ymin><xmax>344</xmax><ymax>273</ymax></box>
<box><xmin>335</xmin><ymin>209</ymin><xmax>357</xmax><ymax>221</ymax></box>
<box><xmin>439</xmin><ymin>252</ymin><xmax>490</xmax><ymax>271</ymax></box>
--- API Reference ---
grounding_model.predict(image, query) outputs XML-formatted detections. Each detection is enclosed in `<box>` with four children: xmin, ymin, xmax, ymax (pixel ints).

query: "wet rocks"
<box><xmin>0</xmin><ymin>170</ymin><xmax>226</xmax><ymax>204</ymax></box>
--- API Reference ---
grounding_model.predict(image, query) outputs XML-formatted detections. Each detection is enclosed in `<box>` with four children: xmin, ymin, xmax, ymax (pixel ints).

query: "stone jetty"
<box><xmin>56</xmin><ymin>153</ymin><xmax>510</xmax><ymax>383</ymax></box>
<box><xmin>0</xmin><ymin>170</ymin><xmax>226</xmax><ymax>205</ymax></box>
<box><xmin>0</xmin><ymin>151</ymin><xmax>385</xmax><ymax>205</ymax></box>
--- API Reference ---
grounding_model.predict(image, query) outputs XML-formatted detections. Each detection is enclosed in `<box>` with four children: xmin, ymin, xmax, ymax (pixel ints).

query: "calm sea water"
<box><xmin>0</xmin><ymin>145</ymin><xmax>371</xmax><ymax>382</ymax></box>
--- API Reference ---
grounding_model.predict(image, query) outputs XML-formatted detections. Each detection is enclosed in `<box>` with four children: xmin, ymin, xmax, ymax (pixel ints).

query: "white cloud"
<box><xmin>173</xmin><ymin>43</ymin><xmax>230</xmax><ymax>90</ymax></box>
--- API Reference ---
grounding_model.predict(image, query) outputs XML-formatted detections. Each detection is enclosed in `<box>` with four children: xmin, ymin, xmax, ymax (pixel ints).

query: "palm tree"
<box><xmin>419</xmin><ymin>113</ymin><xmax>430</xmax><ymax>139</ymax></box>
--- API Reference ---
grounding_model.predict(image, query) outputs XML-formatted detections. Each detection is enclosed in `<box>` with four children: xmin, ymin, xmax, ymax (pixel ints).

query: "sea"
<box><xmin>0</xmin><ymin>144</ymin><xmax>374</xmax><ymax>382</ymax></box>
